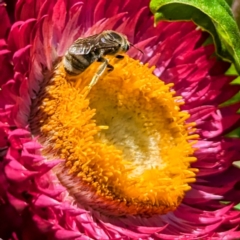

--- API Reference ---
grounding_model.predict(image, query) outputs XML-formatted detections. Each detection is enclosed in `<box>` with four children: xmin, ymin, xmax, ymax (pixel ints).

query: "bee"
<box><xmin>63</xmin><ymin>30</ymin><xmax>130</xmax><ymax>87</ymax></box>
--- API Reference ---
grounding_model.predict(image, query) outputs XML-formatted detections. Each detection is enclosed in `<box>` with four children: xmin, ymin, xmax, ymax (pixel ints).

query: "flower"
<box><xmin>1</xmin><ymin>0</ymin><xmax>240</xmax><ymax>239</ymax></box>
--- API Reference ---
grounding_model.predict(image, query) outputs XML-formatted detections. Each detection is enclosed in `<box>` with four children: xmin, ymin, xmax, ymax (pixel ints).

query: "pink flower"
<box><xmin>1</xmin><ymin>0</ymin><xmax>240</xmax><ymax>239</ymax></box>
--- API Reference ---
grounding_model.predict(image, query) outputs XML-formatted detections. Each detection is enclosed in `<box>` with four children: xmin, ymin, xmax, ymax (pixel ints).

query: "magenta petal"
<box><xmin>102</xmin><ymin>221</ymin><xmax>152</xmax><ymax>238</ymax></box>
<box><xmin>5</xmin><ymin>160</ymin><xmax>37</xmax><ymax>181</ymax></box>
<box><xmin>34</xmin><ymin>194</ymin><xmax>62</xmax><ymax>207</ymax></box>
<box><xmin>54</xmin><ymin>229</ymin><xmax>84</xmax><ymax>239</ymax></box>
<box><xmin>13</xmin><ymin>45</ymin><xmax>31</xmax><ymax>73</ymax></box>
<box><xmin>0</xmin><ymin>3</ymin><xmax>11</xmax><ymax>39</ymax></box>
<box><xmin>7</xmin><ymin>192</ymin><xmax>28</xmax><ymax>211</ymax></box>
<box><xmin>131</xmin><ymin>225</ymin><xmax>168</xmax><ymax>234</ymax></box>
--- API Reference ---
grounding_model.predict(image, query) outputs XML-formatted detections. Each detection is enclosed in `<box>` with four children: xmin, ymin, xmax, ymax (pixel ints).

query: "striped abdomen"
<box><xmin>63</xmin><ymin>51</ymin><xmax>98</xmax><ymax>75</ymax></box>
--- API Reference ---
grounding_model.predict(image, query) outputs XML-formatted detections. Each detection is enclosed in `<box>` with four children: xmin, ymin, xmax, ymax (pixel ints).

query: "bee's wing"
<box><xmin>96</xmin><ymin>35</ymin><xmax>121</xmax><ymax>49</ymax></box>
<box><xmin>68</xmin><ymin>34</ymin><xmax>102</xmax><ymax>55</ymax></box>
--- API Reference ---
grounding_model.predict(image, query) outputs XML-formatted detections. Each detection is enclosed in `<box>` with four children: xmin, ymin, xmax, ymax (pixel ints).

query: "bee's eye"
<box><xmin>126</xmin><ymin>45</ymin><xmax>130</xmax><ymax>51</ymax></box>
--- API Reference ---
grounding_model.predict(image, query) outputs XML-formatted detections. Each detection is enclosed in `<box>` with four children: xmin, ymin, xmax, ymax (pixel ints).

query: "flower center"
<box><xmin>30</xmin><ymin>55</ymin><xmax>198</xmax><ymax>216</ymax></box>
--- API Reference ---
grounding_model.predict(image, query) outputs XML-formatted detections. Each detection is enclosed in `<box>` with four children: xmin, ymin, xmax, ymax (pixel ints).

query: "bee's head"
<box><xmin>107</xmin><ymin>31</ymin><xmax>130</xmax><ymax>53</ymax></box>
<box><xmin>121</xmin><ymin>37</ymin><xmax>130</xmax><ymax>52</ymax></box>
<box><xmin>118</xmin><ymin>33</ymin><xmax>130</xmax><ymax>52</ymax></box>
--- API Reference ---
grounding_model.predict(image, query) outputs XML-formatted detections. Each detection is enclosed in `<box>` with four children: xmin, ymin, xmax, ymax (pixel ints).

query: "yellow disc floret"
<box><xmin>30</xmin><ymin>55</ymin><xmax>198</xmax><ymax>216</ymax></box>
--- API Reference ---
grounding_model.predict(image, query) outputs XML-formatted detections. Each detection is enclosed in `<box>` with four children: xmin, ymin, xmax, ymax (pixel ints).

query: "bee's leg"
<box><xmin>107</xmin><ymin>64</ymin><xmax>114</xmax><ymax>72</ymax></box>
<box><xmin>97</xmin><ymin>57</ymin><xmax>114</xmax><ymax>70</ymax></box>
<box><xmin>115</xmin><ymin>55</ymin><xmax>124</xmax><ymax>59</ymax></box>
<box><xmin>97</xmin><ymin>56</ymin><xmax>114</xmax><ymax>70</ymax></box>
<box><xmin>89</xmin><ymin>57</ymin><xmax>108</xmax><ymax>88</ymax></box>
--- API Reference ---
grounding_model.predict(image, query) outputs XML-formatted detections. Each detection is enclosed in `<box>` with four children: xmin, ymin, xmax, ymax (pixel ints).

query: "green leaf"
<box><xmin>226</xmin><ymin>63</ymin><xmax>238</xmax><ymax>75</ymax></box>
<box><xmin>233</xmin><ymin>160</ymin><xmax>240</xmax><ymax>168</ymax></box>
<box><xmin>150</xmin><ymin>0</ymin><xmax>240</xmax><ymax>75</ymax></box>
<box><xmin>220</xmin><ymin>201</ymin><xmax>240</xmax><ymax>210</ymax></box>
<box><xmin>226</xmin><ymin>127</ymin><xmax>240</xmax><ymax>138</ymax></box>
<box><xmin>234</xmin><ymin>203</ymin><xmax>240</xmax><ymax>210</ymax></box>
<box><xmin>225</xmin><ymin>0</ymin><xmax>233</xmax><ymax>6</ymax></box>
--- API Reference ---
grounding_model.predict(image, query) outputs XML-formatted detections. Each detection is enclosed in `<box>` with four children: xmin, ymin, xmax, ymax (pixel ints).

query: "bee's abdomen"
<box><xmin>63</xmin><ymin>52</ymin><xmax>95</xmax><ymax>75</ymax></box>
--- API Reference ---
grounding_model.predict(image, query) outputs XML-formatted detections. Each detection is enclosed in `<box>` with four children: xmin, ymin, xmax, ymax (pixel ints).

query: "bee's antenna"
<box><xmin>130</xmin><ymin>43</ymin><xmax>144</xmax><ymax>54</ymax></box>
